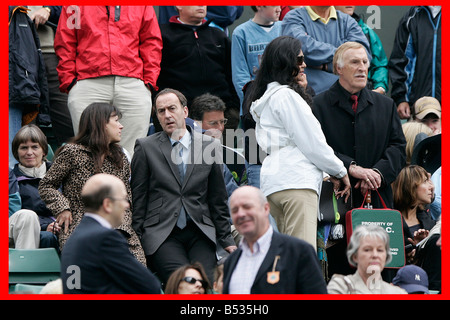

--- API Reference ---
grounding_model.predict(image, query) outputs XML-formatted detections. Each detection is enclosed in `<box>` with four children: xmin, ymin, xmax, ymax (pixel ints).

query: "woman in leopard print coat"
<box><xmin>39</xmin><ymin>103</ymin><xmax>146</xmax><ymax>265</ymax></box>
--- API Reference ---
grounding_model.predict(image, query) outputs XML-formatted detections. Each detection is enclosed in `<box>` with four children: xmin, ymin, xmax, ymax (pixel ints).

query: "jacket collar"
<box><xmin>159</xmin><ymin>125</ymin><xmax>204</xmax><ymax>188</ymax></box>
<box><xmin>169</xmin><ymin>15</ymin><xmax>210</xmax><ymax>28</ymax></box>
<box><xmin>331</xmin><ymin>80</ymin><xmax>374</xmax><ymax>116</ymax></box>
<box><xmin>225</xmin><ymin>231</ymin><xmax>283</xmax><ymax>293</ymax></box>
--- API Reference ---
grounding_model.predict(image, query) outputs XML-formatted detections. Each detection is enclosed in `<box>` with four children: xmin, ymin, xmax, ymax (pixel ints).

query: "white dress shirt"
<box><xmin>84</xmin><ymin>213</ymin><xmax>112</xmax><ymax>229</ymax></box>
<box><xmin>228</xmin><ymin>226</ymin><xmax>273</xmax><ymax>294</ymax></box>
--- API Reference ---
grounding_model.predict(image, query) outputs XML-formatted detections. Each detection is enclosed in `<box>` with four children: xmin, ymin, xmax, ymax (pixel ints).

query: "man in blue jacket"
<box><xmin>281</xmin><ymin>6</ymin><xmax>370</xmax><ymax>95</ymax></box>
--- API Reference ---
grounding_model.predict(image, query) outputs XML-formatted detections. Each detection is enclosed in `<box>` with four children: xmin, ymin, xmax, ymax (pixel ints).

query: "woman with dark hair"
<box><xmin>39</xmin><ymin>102</ymin><xmax>146</xmax><ymax>264</ymax></box>
<box><xmin>164</xmin><ymin>262</ymin><xmax>211</xmax><ymax>294</ymax></box>
<box><xmin>392</xmin><ymin>165</ymin><xmax>436</xmax><ymax>246</ymax></box>
<box><xmin>248</xmin><ymin>36</ymin><xmax>350</xmax><ymax>250</ymax></box>
<box><xmin>392</xmin><ymin>165</ymin><xmax>440</xmax><ymax>291</ymax></box>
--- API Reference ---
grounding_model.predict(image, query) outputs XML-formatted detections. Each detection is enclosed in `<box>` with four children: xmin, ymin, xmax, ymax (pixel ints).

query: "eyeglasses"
<box><xmin>207</xmin><ymin>118</ymin><xmax>228</xmax><ymax>126</ymax></box>
<box><xmin>181</xmin><ymin>276</ymin><xmax>208</xmax><ymax>288</ymax></box>
<box><xmin>108</xmin><ymin>197</ymin><xmax>131</xmax><ymax>205</ymax></box>
<box><xmin>297</xmin><ymin>55</ymin><xmax>305</xmax><ymax>66</ymax></box>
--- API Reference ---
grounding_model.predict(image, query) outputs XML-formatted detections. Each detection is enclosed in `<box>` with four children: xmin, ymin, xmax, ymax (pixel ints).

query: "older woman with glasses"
<box><xmin>164</xmin><ymin>262</ymin><xmax>211</xmax><ymax>294</ymax></box>
<box><xmin>39</xmin><ymin>102</ymin><xmax>145</xmax><ymax>265</ymax></box>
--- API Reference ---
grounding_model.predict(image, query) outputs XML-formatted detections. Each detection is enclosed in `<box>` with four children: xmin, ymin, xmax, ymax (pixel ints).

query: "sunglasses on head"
<box><xmin>297</xmin><ymin>55</ymin><xmax>305</xmax><ymax>65</ymax></box>
<box><xmin>181</xmin><ymin>276</ymin><xmax>208</xmax><ymax>288</ymax></box>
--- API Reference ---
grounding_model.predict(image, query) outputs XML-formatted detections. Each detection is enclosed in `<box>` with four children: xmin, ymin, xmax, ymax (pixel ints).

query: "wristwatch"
<box><xmin>43</xmin><ymin>6</ymin><xmax>51</xmax><ymax>14</ymax></box>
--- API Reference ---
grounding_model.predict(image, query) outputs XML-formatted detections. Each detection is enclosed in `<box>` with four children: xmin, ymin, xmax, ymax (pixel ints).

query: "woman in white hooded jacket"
<box><xmin>247</xmin><ymin>36</ymin><xmax>350</xmax><ymax>250</ymax></box>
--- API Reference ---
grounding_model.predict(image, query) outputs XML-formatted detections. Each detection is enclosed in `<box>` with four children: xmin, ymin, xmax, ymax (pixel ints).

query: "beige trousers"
<box><xmin>267</xmin><ymin>189</ymin><xmax>318</xmax><ymax>251</ymax></box>
<box><xmin>9</xmin><ymin>209</ymin><xmax>40</xmax><ymax>249</ymax></box>
<box><xmin>68</xmin><ymin>76</ymin><xmax>152</xmax><ymax>157</ymax></box>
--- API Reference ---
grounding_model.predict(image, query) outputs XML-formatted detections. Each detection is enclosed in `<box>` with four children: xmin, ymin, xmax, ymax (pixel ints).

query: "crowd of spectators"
<box><xmin>8</xmin><ymin>5</ymin><xmax>441</xmax><ymax>295</ymax></box>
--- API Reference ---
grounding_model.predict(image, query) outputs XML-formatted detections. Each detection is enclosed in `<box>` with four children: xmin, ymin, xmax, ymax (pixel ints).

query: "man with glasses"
<box><xmin>60</xmin><ymin>173</ymin><xmax>161</xmax><ymax>294</ymax></box>
<box><xmin>189</xmin><ymin>92</ymin><xmax>238</xmax><ymax>203</ymax></box>
<box><xmin>190</xmin><ymin>93</ymin><xmax>228</xmax><ymax>139</ymax></box>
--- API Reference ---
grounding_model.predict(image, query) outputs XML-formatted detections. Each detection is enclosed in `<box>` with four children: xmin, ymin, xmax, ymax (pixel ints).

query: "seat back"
<box><xmin>9</xmin><ymin>248</ymin><xmax>61</xmax><ymax>286</ymax></box>
<box><xmin>12</xmin><ymin>283</ymin><xmax>45</xmax><ymax>294</ymax></box>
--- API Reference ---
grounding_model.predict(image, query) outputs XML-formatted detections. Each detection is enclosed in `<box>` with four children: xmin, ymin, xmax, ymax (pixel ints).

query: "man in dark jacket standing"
<box><xmin>388</xmin><ymin>6</ymin><xmax>441</xmax><ymax>119</ymax></box>
<box><xmin>156</xmin><ymin>6</ymin><xmax>240</xmax><ymax>130</ymax></box>
<box><xmin>313</xmin><ymin>42</ymin><xmax>406</xmax><ymax>210</ymax></box>
<box><xmin>313</xmin><ymin>41</ymin><xmax>406</xmax><ymax>278</ymax></box>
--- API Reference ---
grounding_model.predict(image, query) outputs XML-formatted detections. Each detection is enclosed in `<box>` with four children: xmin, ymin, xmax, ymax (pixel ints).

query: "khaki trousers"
<box><xmin>9</xmin><ymin>209</ymin><xmax>40</xmax><ymax>249</ymax></box>
<box><xmin>267</xmin><ymin>189</ymin><xmax>318</xmax><ymax>251</ymax></box>
<box><xmin>68</xmin><ymin>76</ymin><xmax>152</xmax><ymax>157</ymax></box>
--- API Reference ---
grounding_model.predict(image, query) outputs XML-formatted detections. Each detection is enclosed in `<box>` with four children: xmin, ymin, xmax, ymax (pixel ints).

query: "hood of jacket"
<box><xmin>250</xmin><ymin>82</ymin><xmax>289</xmax><ymax>125</ymax></box>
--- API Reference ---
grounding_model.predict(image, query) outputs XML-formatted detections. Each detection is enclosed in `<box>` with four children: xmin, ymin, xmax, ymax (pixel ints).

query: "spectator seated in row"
<box><xmin>9</xmin><ymin>124</ymin><xmax>59</xmax><ymax>250</ymax></box>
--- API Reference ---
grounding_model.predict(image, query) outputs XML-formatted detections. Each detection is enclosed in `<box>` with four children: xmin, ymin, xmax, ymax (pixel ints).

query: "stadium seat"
<box><xmin>12</xmin><ymin>283</ymin><xmax>45</xmax><ymax>294</ymax></box>
<box><xmin>9</xmin><ymin>248</ymin><xmax>61</xmax><ymax>289</ymax></box>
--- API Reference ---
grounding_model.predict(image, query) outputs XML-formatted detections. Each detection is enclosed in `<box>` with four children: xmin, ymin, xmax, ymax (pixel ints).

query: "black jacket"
<box><xmin>388</xmin><ymin>6</ymin><xmax>441</xmax><ymax>106</ymax></box>
<box><xmin>157</xmin><ymin>16</ymin><xmax>239</xmax><ymax>112</ymax></box>
<box><xmin>313</xmin><ymin>81</ymin><xmax>406</xmax><ymax>208</ymax></box>
<box><xmin>9</xmin><ymin>6</ymin><xmax>49</xmax><ymax>109</ymax></box>
<box><xmin>61</xmin><ymin>216</ymin><xmax>161</xmax><ymax>294</ymax></box>
<box><xmin>13</xmin><ymin>162</ymin><xmax>53</xmax><ymax>231</ymax></box>
<box><xmin>223</xmin><ymin>231</ymin><xmax>327</xmax><ymax>294</ymax></box>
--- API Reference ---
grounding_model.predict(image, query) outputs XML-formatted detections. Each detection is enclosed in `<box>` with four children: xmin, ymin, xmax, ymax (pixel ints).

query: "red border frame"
<box><xmin>3</xmin><ymin>1</ymin><xmax>447</xmax><ymax>303</ymax></box>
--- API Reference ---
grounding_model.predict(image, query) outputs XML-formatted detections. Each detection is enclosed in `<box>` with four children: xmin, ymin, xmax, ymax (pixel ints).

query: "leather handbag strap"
<box><xmin>360</xmin><ymin>189</ymin><xmax>388</xmax><ymax>209</ymax></box>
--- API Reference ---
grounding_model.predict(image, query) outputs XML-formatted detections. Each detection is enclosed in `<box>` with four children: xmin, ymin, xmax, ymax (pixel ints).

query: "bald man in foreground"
<box><xmin>61</xmin><ymin>173</ymin><xmax>161</xmax><ymax>294</ymax></box>
<box><xmin>223</xmin><ymin>186</ymin><xmax>327</xmax><ymax>294</ymax></box>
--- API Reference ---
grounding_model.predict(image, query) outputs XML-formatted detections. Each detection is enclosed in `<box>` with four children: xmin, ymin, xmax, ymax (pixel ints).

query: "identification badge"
<box><xmin>267</xmin><ymin>271</ymin><xmax>280</xmax><ymax>284</ymax></box>
<box><xmin>267</xmin><ymin>255</ymin><xmax>280</xmax><ymax>285</ymax></box>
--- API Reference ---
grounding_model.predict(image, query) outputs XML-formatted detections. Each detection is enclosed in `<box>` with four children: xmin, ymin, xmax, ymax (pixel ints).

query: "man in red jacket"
<box><xmin>54</xmin><ymin>6</ymin><xmax>162</xmax><ymax>156</ymax></box>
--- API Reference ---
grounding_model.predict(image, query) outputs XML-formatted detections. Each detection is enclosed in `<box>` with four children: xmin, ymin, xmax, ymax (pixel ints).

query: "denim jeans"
<box><xmin>245</xmin><ymin>162</ymin><xmax>261</xmax><ymax>188</ymax></box>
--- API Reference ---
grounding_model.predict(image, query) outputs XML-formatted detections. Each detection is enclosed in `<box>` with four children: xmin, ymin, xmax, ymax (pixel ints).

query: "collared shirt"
<box><xmin>228</xmin><ymin>226</ymin><xmax>273</xmax><ymax>294</ymax></box>
<box><xmin>84</xmin><ymin>213</ymin><xmax>112</xmax><ymax>229</ymax></box>
<box><xmin>306</xmin><ymin>6</ymin><xmax>337</xmax><ymax>24</ymax></box>
<box><xmin>170</xmin><ymin>129</ymin><xmax>191</xmax><ymax>165</ymax></box>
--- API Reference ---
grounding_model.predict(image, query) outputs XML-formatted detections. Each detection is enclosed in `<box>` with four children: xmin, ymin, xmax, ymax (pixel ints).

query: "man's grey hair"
<box><xmin>333</xmin><ymin>41</ymin><xmax>367</xmax><ymax>74</ymax></box>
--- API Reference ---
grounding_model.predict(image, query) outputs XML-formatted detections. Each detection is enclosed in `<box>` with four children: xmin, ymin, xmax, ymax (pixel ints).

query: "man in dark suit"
<box><xmin>131</xmin><ymin>88</ymin><xmax>237</xmax><ymax>286</ymax></box>
<box><xmin>223</xmin><ymin>186</ymin><xmax>327</xmax><ymax>294</ymax></box>
<box><xmin>313</xmin><ymin>41</ymin><xmax>406</xmax><ymax>210</ymax></box>
<box><xmin>60</xmin><ymin>173</ymin><xmax>161</xmax><ymax>294</ymax></box>
<box><xmin>312</xmin><ymin>42</ymin><xmax>406</xmax><ymax>277</ymax></box>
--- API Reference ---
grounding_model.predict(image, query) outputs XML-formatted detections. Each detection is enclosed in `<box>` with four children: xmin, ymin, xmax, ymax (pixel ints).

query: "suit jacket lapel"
<box><xmin>252</xmin><ymin>232</ymin><xmax>282</xmax><ymax>288</ymax></box>
<box><xmin>182</xmin><ymin>127</ymin><xmax>202</xmax><ymax>186</ymax></box>
<box><xmin>334</xmin><ymin>84</ymin><xmax>373</xmax><ymax>116</ymax></box>
<box><xmin>159</xmin><ymin>133</ymin><xmax>182</xmax><ymax>185</ymax></box>
<box><xmin>354</xmin><ymin>87</ymin><xmax>373</xmax><ymax>115</ymax></box>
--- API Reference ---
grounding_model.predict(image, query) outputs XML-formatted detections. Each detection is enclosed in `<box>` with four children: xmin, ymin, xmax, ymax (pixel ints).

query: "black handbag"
<box><xmin>319</xmin><ymin>179</ymin><xmax>352</xmax><ymax>224</ymax></box>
